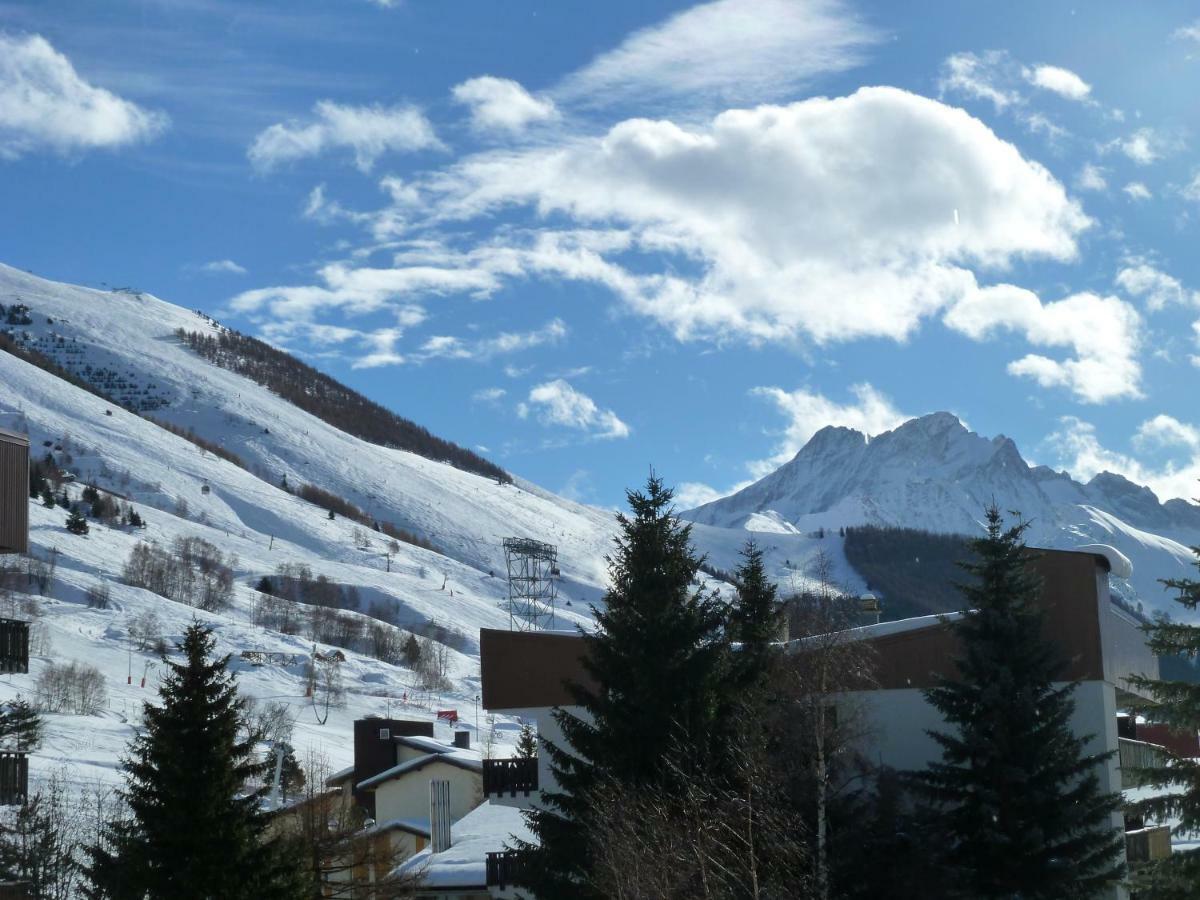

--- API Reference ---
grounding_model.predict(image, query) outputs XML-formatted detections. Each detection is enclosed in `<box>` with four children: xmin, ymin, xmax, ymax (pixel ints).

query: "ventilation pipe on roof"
<box><xmin>430</xmin><ymin>779</ymin><xmax>452</xmax><ymax>852</ymax></box>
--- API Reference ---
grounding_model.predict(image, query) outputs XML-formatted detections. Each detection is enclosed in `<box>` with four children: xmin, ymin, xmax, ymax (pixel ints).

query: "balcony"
<box><xmin>483</xmin><ymin>757</ymin><xmax>538</xmax><ymax>797</ymax></box>
<box><xmin>486</xmin><ymin>850</ymin><xmax>530</xmax><ymax>890</ymax></box>
<box><xmin>1118</xmin><ymin>737</ymin><xmax>1168</xmax><ymax>790</ymax></box>
<box><xmin>1126</xmin><ymin>825</ymin><xmax>1172</xmax><ymax>863</ymax></box>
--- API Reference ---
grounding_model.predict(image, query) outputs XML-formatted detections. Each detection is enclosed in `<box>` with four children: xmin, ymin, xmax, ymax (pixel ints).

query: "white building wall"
<box><xmin>372</xmin><ymin>761</ymin><xmax>482</xmax><ymax>825</ymax></box>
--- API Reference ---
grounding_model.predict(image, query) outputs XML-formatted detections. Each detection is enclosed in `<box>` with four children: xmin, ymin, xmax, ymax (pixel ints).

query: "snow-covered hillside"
<box><xmin>0</xmin><ymin>263</ymin><xmax>828</xmax><ymax>792</ymax></box>
<box><xmin>685</xmin><ymin>412</ymin><xmax>1200</xmax><ymax>618</ymax></box>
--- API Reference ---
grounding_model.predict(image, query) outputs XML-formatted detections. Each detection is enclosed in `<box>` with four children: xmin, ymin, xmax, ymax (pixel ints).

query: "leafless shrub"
<box><xmin>35</xmin><ymin>661</ymin><xmax>108</xmax><ymax>715</ymax></box>
<box><xmin>86</xmin><ymin>583</ymin><xmax>111</xmax><ymax>610</ymax></box>
<box><xmin>128</xmin><ymin>610</ymin><xmax>162</xmax><ymax>652</ymax></box>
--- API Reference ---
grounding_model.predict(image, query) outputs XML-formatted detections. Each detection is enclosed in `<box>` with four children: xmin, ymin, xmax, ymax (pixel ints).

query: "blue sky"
<box><xmin>4</xmin><ymin>0</ymin><xmax>1200</xmax><ymax>509</ymax></box>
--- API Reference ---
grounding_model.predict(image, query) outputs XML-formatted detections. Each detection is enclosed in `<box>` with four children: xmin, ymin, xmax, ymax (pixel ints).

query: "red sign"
<box><xmin>436</xmin><ymin>709</ymin><xmax>458</xmax><ymax>724</ymax></box>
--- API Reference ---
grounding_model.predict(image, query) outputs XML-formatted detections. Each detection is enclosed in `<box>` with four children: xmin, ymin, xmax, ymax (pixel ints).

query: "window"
<box><xmin>379</xmin><ymin>728</ymin><xmax>390</xmax><ymax>740</ymax></box>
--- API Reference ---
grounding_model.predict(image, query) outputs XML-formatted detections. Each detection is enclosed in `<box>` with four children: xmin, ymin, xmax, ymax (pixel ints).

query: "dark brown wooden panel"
<box><xmin>0</xmin><ymin>429</ymin><xmax>28</xmax><ymax>556</ymax></box>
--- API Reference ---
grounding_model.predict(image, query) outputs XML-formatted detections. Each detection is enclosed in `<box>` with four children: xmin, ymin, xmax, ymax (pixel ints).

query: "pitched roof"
<box><xmin>393</xmin><ymin>802</ymin><xmax>533</xmax><ymax>889</ymax></box>
<box><xmin>357</xmin><ymin>750</ymin><xmax>482</xmax><ymax>791</ymax></box>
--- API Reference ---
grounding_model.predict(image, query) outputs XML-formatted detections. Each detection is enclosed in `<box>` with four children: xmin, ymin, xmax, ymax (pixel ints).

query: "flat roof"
<box><xmin>0</xmin><ymin>428</ymin><xmax>29</xmax><ymax>446</ymax></box>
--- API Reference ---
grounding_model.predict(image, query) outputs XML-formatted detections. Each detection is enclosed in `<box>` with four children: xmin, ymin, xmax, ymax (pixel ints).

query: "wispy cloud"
<box><xmin>452</xmin><ymin>76</ymin><xmax>557</xmax><ymax>134</ymax></box>
<box><xmin>554</xmin><ymin>0</ymin><xmax>879</xmax><ymax>110</ymax></box>
<box><xmin>195</xmin><ymin>259</ymin><xmax>247</xmax><ymax>275</ymax></box>
<box><xmin>248</xmin><ymin>100</ymin><xmax>442</xmax><ymax>173</ymax></box>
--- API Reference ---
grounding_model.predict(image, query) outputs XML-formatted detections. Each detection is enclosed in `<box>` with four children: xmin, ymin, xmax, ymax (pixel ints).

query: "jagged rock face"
<box><xmin>685</xmin><ymin>413</ymin><xmax>1200</xmax><ymax>618</ymax></box>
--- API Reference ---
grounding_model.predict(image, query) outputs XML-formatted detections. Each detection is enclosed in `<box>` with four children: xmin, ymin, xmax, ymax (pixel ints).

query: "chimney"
<box><xmin>430</xmin><ymin>779</ymin><xmax>452</xmax><ymax>853</ymax></box>
<box><xmin>453</xmin><ymin>730</ymin><xmax>470</xmax><ymax>750</ymax></box>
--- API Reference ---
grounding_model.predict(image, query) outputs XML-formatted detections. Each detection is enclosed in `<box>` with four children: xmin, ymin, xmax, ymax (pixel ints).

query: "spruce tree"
<box><xmin>86</xmin><ymin>622</ymin><xmax>302</xmax><ymax>899</ymax></box>
<box><xmin>66</xmin><ymin>509</ymin><xmax>89</xmax><ymax>535</ymax></box>
<box><xmin>1125</xmin><ymin>538</ymin><xmax>1200</xmax><ymax>896</ymax></box>
<box><xmin>515</xmin><ymin>723</ymin><xmax>537</xmax><ymax>761</ymax></box>
<box><xmin>728</xmin><ymin>539</ymin><xmax>779</xmax><ymax>686</ymax></box>
<box><xmin>0</xmin><ymin>697</ymin><xmax>43</xmax><ymax>753</ymax></box>
<box><xmin>516</xmin><ymin>474</ymin><xmax>729</xmax><ymax>897</ymax></box>
<box><xmin>914</xmin><ymin>507</ymin><xmax>1124</xmax><ymax>898</ymax></box>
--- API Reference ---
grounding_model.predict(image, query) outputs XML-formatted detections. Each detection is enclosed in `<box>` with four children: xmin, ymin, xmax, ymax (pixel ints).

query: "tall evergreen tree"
<box><xmin>1125</xmin><ymin>537</ymin><xmax>1200</xmax><ymax>896</ymax></box>
<box><xmin>515</xmin><ymin>723</ymin><xmax>538</xmax><ymax>761</ymax></box>
<box><xmin>86</xmin><ymin>622</ymin><xmax>302</xmax><ymax>900</ymax></box>
<box><xmin>515</xmin><ymin>474</ymin><xmax>729</xmax><ymax>898</ymax></box>
<box><xmin>914</xmin><ymin>507</ymin><xmax>1124</xmax><ymax>898</ymax></box>
<box><xmin>728</xmin><ymin>539</ymin><xmax>780</xmax><ymax>687</ymax></box>
<box><xmin>65</xmin><ymin>509</ymin><xmax>89</xmax><ymax>535</ymax></box>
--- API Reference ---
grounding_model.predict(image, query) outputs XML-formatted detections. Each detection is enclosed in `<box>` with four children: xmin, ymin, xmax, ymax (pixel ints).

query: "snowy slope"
<box><xmin>685</xmin><ymin>413</ymin><xmax>1200</xmax><ymax>618</ymax></box>
<box><xmin>0</xmin><ymin>263</ymin><xmax>830</xmax><ymax>797</ymax></box>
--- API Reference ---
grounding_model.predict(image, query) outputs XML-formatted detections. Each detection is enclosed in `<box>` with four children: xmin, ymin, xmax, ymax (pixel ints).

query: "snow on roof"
<box><xmin>372</xmin><ymin>817</ymin><xmax>431</xmax><ymax>838</ymax></box>
<box><xmin>357</xmin><ymin>750</ymin><xmax>483</xmax><ymax>791</ymax></box>
<box><xmin>1075</xmin><ymin>543</ymin><xmax>1134</xmax><ymax>580</ymax></box>
<box><xmin>394</xmin><ymin>801</ymin><xmax>533</xmax><ymax>889</ymax></box>
<box><xmin>783</xmin><ymin>611</ymin><xmax>964</xmax><ymax>651</ymax></box>
<box><xmin>325</xmin><ymin>765</ymin><xmax>355</xmax><ymax>787</ymax></box>
<box><xmin>394</xmin><ymin>734</ymin><xmax>460</xmax><ymax>754</ymax></box>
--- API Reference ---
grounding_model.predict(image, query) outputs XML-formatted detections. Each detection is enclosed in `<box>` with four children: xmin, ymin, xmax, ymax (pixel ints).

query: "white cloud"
<box><xmin>1045</xmin><ymin>416</ymin><xmax>1200</xmax><ymax>502</ymax></box>
<box><xmin>1134</xmin><ymin>414</ymin><xmax>1200</xmax><ymax>452</ymax></box>
<box><xmin>452</xmin><ymin>77</ymin><xmax>557</xmax><ymax>134</ymax></box>
<box><xmin>1107</xmin><ymin>128</ymin><xmax>1167</xmax><ymax>165</ymax></box>
<box><xmin>416</xmin><ymin>87</ymin><xmax>1088</xmax><ymax>348</ymax></box>
<box><xmin>555</xmin><ymin>0</ymin><xmax>879</xmax><ymax>109</ymax></box>
<box><xmin>248</xmin><ymin>100</ymin><xmax>442</xmax><ymax>173</ymax></box>
<box><xmin>1173</xmin><ymin>20</ymin><xmax>1200</xmax><ymax>44</ymax></box>
<box><xmin>418</xmin><ymin>318</ymin><xmax>567</xmax><ymax>362</ymax></box>
<box><xmin>673</xmin><ymin>482</ymin><xmax>732</xmax><ymax>510</ymax></box>
<box><xmin>517</xmin><ymin>380</ymin><xmax>629</xmax><ymax>440</ymax></box>
<box><xmin>944</xmin><ymin>287</ymin><xmax>1142</xmax><ymax>403</ymax></box>
<box><xmin>198</xmin><ymin>259</ymin><xmax>247</xmax><ymax>275</ymax></box>
<box><xmin>1122</xmin><ymin>181</ymin><xmax>1152</xmax><ymax>201</ymax></box>
<box><xmin>0</xmin><ymin>33</ymin><xmax>167</xmax><ymax>158</ymax></box>
<box><xmin>748</xmin><ymin>382</ymin><xmax>908</xmax><ymax>477</ymax></box>
<box><xmin>1076</xmin><ymin>163</ymin><xmax>1108</xmax><ymax>192</ymax></box>
<box><xmin>1026</xmin><ymin>64</ymin><xmax>1092</xmax><ymax>101</ymax></box>
<box><xmin>472</xmin><ymin>387</ymin><xmax>507</xmax><ymax>405</ymax></box>
<box><xmin>938</xmin><ymin>51</ymin><xmax>1021</xmax><ymax>111</ymax></box>
<box><xmin>230</xmin><ymin>262</ymin><xmax>496</xmax><ymax>321</ymax></box>
<box><xmin>1181</xmin><ymin>172</ymin><xmax>1200</xmax><ymax>202</ymax></box>
<box><xmin>1115</xmin><ymin>261</ymin><xmax>1198</xmax><ymax>310</ymax></box>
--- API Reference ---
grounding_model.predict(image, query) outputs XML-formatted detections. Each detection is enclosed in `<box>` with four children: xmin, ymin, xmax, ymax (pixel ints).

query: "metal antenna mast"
<box><xmin>502</xmin><ymin>537</ymin><xmax>558</xmax><ymax>631</ymax></box>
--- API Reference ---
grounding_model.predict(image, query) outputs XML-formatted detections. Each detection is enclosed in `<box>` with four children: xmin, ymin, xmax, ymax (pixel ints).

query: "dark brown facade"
<box><xmin>481</xmin><ymin>548</ymin><xmax>1156</xmax><ymax>710</ymax></box>
<box><xmin>351</xmin><ymin>717</ymin><xmax>433</xmax><ymax>817</ymax></box>
<box><xmin>480</xmin><ymin>628</ymin><xmax>596</xmax><ymax>711</ymax></box>
<box><xmin>0</xmin><ymin>428</ymin><xmax>28</xmax><ymax>555</ymax></box>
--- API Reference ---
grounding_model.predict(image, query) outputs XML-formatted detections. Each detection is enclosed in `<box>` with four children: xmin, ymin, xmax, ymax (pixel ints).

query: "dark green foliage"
<box><xmin>0</xmin><ymin>697</ymin><xmax>43</xmax><ymax>752</ymax></box>
<box><xmin>56</xmin><ymin>492</ymin><xmax>69</xmax><ymax>509</ymax></box>
<box><xmin>728</xmin><ymin>540</ymin><xmax>779</xmax><ymax>686</ymax></box>
<box><xmin>41</xmin><ymin>487</ymin><xmax>55</xmax><ymax>508</ymax></box>
<box><xmin>81</xmin><ymin>484</ymin><xmax>100</xmax><ymax>505</ymax></box>
<box><xmin>516</xmin><ymin>474</ymin><xmax>728</xmax><ymax>897</ymax></box>
<box><xmin>278</xmin><ymin>744</ymin><xmax>306</xmax><ymax>803</ymax></box>
<box><xmin>913</xmin><ymin>507</ymin><xmax>1124</xmax><ymax>899</ymax></box>
<box><xmin>401</xmin><ymin>633</ymin><xmax>421</xmax><ymax>667</ymax></box>
<box><xmin>85</xmin><ymin>623</ymin><xmax>303</xmax><ymax>899</ymax></box>
<box><xmin>1124</xmin><ymin>539</ymin><xmax>1200</xmax><ymax>895</ymax></box>
<box><xmin>0</xmin><ymin>779</ymin><xmax>77</xmax><ymax>898</ymax></box>
<box><xmin>255</xmin><ymin>575</ymin><xmax>274</xmax><ymax>595</ymax></box>
<box><xmin>516</xmin><ymin>723</ymin><xmax>537</xmax><ymax>761</ymax></box>
<box><xmin>832</xmin><ymin>767</ymin><xmax>950</xmax><ymax>900</ymax></box>
<box><xmin>843</xmin><ymin>525</ymin><xmax>974</xmax><ymax>620</ymax></box>
<box><xmin>65</xmin><ymin>509</ymin><xmax>89</xmax><ymax>535</ymax></box>
<box><xmin>175</xmin><ymin>327</ymin><xmax>511</xmax><ymax>483</ymax></box>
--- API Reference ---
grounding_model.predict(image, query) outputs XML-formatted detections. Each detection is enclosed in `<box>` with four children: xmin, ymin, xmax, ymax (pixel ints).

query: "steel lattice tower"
<box><xmin>503</xmin><ymin>537</ymin><xmax>558</xmax><ymax>631</ymax></box>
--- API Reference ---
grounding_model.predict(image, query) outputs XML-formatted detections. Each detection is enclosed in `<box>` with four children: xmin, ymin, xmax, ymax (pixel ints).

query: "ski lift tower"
<box><xmin>502</xmin><ymin>538</ymin><xmax>558</xmax><ymax>631</ymax></box>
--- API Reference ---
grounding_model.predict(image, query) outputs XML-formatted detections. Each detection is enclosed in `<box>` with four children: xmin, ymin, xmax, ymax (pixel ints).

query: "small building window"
<box><xmin>378</xmin><ymin>728</ymin><xmax>390</xmax><ymax>740</ymax></box>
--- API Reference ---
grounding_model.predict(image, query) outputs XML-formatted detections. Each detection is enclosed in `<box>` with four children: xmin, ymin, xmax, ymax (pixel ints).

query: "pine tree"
<box><xmin>86</xmin><ymin>622</ymin><xmax>303</xmax><ymax>899</ymax></box>
<box><xmin>278</xmin><ymin>744</ymin><xmax>306</xmax><ymax>803</ymax></box>
<box><xmin>41</xmin><ymin>487</ymin><xmax>55</xmax><ymax>508</ymax></box>
<box><xmin>65</xmin><ymin>509</ymin><xmax>89</xmax><ymax>535</ymax></box>
<box><xmin>515</xmin><ymin>723</ymin><xmax>537</xmax><ymax>760</ymax></box>
<box><xmin>515</xmin><ymin>474</ymin><xmax>729</xmax><ymax>897</ymax></box>
<box><xmin>729</xmin><ymin>539</ymin><xmax>779</xmax><ymax>686</ymax></box>
<box><xmin>914</xmin><ymin>507</ymin><xmax>1124</xmax><ymax>898</ymax></box>
<box><xmin>1125</xmin><ymin>537</ymin><xmax>1200</xmax><ymax>896</ymax></box>
<box><xmin>255</xmin><ymin>575</ymin><xmax>274</xmax><ymax>595</ymax></box>
<box><xmin>0</xmin><ymin>697</ymin><xmax>43</xmax><ymax>753</ymax></box>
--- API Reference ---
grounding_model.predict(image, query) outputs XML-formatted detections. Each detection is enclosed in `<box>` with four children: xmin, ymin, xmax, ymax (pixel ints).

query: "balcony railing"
<box><xmin>483</xmin><ymin>757</ymin><xmax>538</xmax><ymax>797</ymax></box>
<box><xmin>486</xmin><ymin>850</ymin><xmax>530</xmax><ymax>890</ymax></box>
<box><xmin>1119</xmin><ymin>737</ymin><xmax>1168</xmax><ymax>790</ymax></box>
<box><xmin>1126</xmin><ymin>825</ymin><xmax>1172</xmax><ymax>863</ymax></box>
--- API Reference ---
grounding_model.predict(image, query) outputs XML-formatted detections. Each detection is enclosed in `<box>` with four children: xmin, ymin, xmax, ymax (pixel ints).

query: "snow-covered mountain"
<box><xmin>685</xmin><ymin>412</ymin><xmax>1200</xmax><ymax>618</ymax></box>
